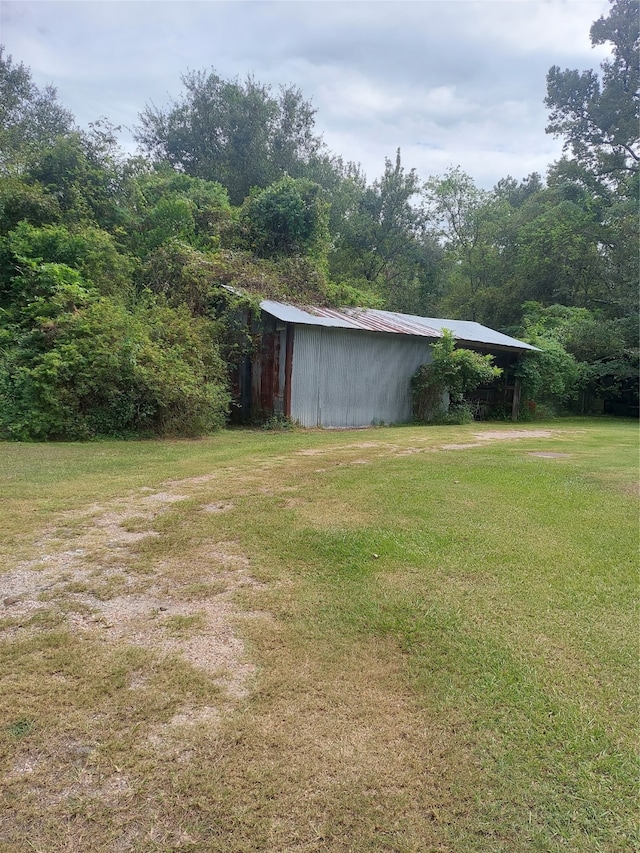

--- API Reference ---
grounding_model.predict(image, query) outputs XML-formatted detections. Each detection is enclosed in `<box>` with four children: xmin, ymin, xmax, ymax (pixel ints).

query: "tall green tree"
<box><xmin>545</xmin><ymin>0</ymin><xmax>639</xmax><ymax>181</ymax></box>
<box><xmin>135</xmin><ymin>70</ymin><xmax>326</xmax><ymax>205</ymax></box>
<box><xmin>0</xmin><ymin>47</ymin><xmax>74</xmax><ymax>174</ymax></box>
<box><xmin>25</xmin><ymin>125</ymin><xmax>134</xmax><ymax>232</ymax></box>
<box><xmin>330</xmin><ymin>151</ymin><xmax>442</xmax><ymax>313</ymax></box>
<box><xmin>423</xmin><ymin>167</ymin><xmax>505</xmax><ymax>323</ymax></box>
<box><xmin>505</xmin><ymin>186</ymin><xmax>605</xmax><ymax>312</ymax></box>
<box><xmin>544</xmin><ymin>0</ymin><xmax>639</xmax><ymax>348</ymax></box>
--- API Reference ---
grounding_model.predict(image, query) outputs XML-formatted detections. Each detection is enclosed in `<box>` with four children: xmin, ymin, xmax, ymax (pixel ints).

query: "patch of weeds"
<box><xmin>180</xmin><ymin>580</ymin><xmax>228</xmax><ymax>601</ymax></box>
<box><xmin>23</xmin><ymin>609</ymin><xmax>66</xmax><ymax>630</ymax></box>
<box><xmin>126</xmin><ymin>561</ymin><xmax>157</xmax><ymax>577</ymax></box>
<box><xmin>163</xmin><ymin>612</ymin><xmax>207</xmax><ymax>638</ymax></box>
<box><xmin>57</xmin><ymin>599</ymin><xmax>97</xmax><ymax>618</ymax></box>
<box><xmin>414</xmin><ymin>401</ymin><xmax>476</xmax><ymax>425</ymax></box>
<box><xmin>8</xmin><ymin>718</ymin><xmax>34</xmax><ymax>739</ymax></box>
<box><xmin>89</xmin><ymin>573</ymin><xmax>135</xmax><ymax>601</ymax></box>
<box><xmin>37</xmin><ymin>588</ymin><xmax>59</xmax><ymax>602</ymax></box>
<box><xmin>148</xmin><ymin>653</ymin><xmax>225</xmax><ymax>705</ymax></box>
<box><xmin>260</xmin><ymin>413</ymin><xmax>297</xmax><ymax>431</ymax></box>
<box><xmin>122</xmin><ymin>515</ymin><xmax>153</xmax><ymax>533</ymax></box>
<box><xmin>58</xmin><ymin>580</ymin><xmax>90</xmax><ymax>595</ymax></box>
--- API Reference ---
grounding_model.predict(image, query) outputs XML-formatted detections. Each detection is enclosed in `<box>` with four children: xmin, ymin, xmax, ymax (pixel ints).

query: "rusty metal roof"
<box><xmin>261</xmin><ymin>300</ymin><xmax>537</xmax><ymax>352</ymax></box>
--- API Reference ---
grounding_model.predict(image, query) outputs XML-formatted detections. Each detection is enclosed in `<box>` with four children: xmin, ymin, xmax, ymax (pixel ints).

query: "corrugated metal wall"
<box><xmin>290</xmin><ymin>326</ymin><xmax>434</xmax><ymax>428</ymax></box>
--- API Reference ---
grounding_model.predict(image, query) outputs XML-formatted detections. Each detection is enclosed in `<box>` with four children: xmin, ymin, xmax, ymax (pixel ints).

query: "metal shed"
<box><xmin>243</xmin><ymin>300</ymin><xmax>537</xmax><ymax>428</ymax></box>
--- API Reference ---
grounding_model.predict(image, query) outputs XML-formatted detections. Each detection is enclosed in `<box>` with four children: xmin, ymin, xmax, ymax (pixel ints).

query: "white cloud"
<box><xmin>463</xmin><ymin>0</ymin><xmax>611</xmax><ymax>58</ymax></box>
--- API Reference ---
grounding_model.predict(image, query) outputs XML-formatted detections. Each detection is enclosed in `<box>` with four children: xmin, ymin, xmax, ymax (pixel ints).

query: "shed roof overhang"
<box><xmin>260</xmin><ymin>300</ymin><xmax>538</xmax><ymax>353</ymax></box>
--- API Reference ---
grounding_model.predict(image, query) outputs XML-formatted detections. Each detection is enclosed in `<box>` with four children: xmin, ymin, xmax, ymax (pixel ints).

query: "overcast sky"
<box><xmin>1</xmin><ymin>0</ymin><xmax>611</xmax><ymax>188</ymax></box>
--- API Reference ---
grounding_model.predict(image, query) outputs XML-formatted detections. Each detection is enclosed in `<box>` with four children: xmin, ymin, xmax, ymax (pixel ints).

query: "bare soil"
<box><xmin>1</xmin><ymin>486</ymin><xmax>261</xmax><ymax>705</ymax></box>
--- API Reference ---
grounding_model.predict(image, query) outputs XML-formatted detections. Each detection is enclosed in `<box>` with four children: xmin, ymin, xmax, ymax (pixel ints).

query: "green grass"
<box><xmin>0</xmin><ymin>418</ymin><xmax>637</xmax><ymax>851</ymax></box>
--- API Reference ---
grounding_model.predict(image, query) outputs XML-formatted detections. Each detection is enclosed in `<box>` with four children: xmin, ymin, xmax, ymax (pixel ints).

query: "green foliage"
<box><xmin>201</xmin><ymin>279</ymin><xmax>259</xmax><ymax>369</ymax></box>
<box><xmin>8</xmin><ymin>718</ymin><xmax>34</xmax><ymax>739</ymax></box>
<box><xmin>330</xmin><ymin>151</ymin><xmax>442</xmax><ymax>314</ymax></box>
<box><xmin>260</xmin><ymin>413</ymin><xmax>297</xmax><ymax>431</ymax></box>
<box><xmin>0</xmin><ymin>176</ymin><xmax>61</xmax><ymax>233</ymax></box>
<box><xmin>0</xmin><ymin>260</ymin><xmax>229</xmax><ymax>440</ymax></box>
<box><xmin>0</xmin><ymin>35</ymin><xmax>637</xmax><ymax>438</ymax></box>
<box><xmin>141</xmin><ymin>241</ymin><xmax>219</xmax><ymax>314</ymax></box>
<box><xmin>4</xmin><ymin>221</ymin><xmax>134</xmax><ymax>302</ymax></box>
<box><xmin>423</xmin><ymin>167</ymin><xmax>505</xmax><ymax>323</ymax></box>
<box><xmin>516</xmin><ymin>302</ymin><xmax>637</xmax><ymax>413</ymax></box>
<box><xmin>140</xmin><ymin>239</ymin><xmax>329</xmax><ymax>325</ymax></box>
<box><xmin>135</xmin><ymin>69</ymin><xmax>325</xmax><ymax>204</ymax></box>
<box><xmin>144</xmin><ymin>195</ymin><xmax>197</xmax><ymax>250</ymax></box>
<box><xmin>515</xmin><ymin>338</ymin><xmax>580</xmax><ymax>413</ymax></box>
<box><xmin>322</xmin><ymin>279</ymin><xmax>385</xmax><ymax>309</ymax></box>
<box><xmin>412</xmin><ymin>330</ymin><xmax>502</xmax><ymax>423</ymax></box>
<box><xmin>518</xmin><ymin>200</ymin><xmax>601</xmax><ymax>302</ymax></box>
<box><xmin>26</xmin><ymin>131</ymin><xmax>130</xmax><ymax>230</ymax></box>
<box><xmin>0</xmin><ymin>47</ymin><xmax>74</xmax><ymax>174</ymax></box>
<box><xmin>0</xmin><ymin>265</ymin><xmax>130</xmax><ymax>439</ymax></box>
<box><xmin>239</xmin><ymin>176</ymin><xmax>330</xmax><ymax>262</ymax></box>
<box><xmin>131</xmin><ymin>300</ymin><xmax>230</xmax><ymax>437</ymax></box>
<box><xmin>520</xmin><ymin>302</ymin><xmax>623</xmax><ymax>360</ymax></box>
<box><xmin>126</xmin><ymin>168</ymin><xmax>233</xmax><ymax>256</ymax></box>
<box><xmin>545</xmin><ymin>0</ymin><xmax>639</xmax><ymax>180</ymax></box>
<box><xmin>430</xmin><ymin>166</ymin><xmax>637</xmax><ymax>332</ymax></box>
<box><xmin>542</xmin><ymin>0</ymin><xmax>639</xmax><ymax>367</ymax></box>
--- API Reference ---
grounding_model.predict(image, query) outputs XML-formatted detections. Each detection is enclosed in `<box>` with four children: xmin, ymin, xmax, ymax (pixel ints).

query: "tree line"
<box><xmin>0</xmin><ymin>0</ymin><xmax>637</xmax><ymax>439</ymax></box>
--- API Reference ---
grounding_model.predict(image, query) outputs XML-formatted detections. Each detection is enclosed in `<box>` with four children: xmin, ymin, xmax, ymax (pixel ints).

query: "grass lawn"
<box><xmin>0</xmin><ymin>418</ymin><xmax>637</xmax><ymax>852</ymax></box>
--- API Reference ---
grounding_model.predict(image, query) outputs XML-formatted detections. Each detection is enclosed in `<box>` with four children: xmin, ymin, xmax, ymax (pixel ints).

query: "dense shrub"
<box><xmin>239</xmin><ymin>177</ymin><xmax>329</xmax><ymax>260</ymax></box>
<box><xmin>412</xmin><ymin>330</ymin><xmax>502</xmax><ymax>423</ymax></box>
<box><xmin>515</xmin><ymin>337</ymin><xmax>580</xmax><ymax>415</ymax></box>
<box><xmin>0</xmin><ymin>265</ymin><xmax>229</xmax><ymax>440</ymax></box>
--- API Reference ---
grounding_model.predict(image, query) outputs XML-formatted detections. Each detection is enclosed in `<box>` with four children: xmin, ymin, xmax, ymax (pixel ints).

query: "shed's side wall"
<box><xmin>290</xmin><ymin>326</ymin><xmax>434</xmax><ymax>428</ymax></box>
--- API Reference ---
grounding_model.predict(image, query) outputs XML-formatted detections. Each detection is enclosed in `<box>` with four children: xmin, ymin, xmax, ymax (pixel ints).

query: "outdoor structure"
<box><xmin>237</xmin><ymin>300</ymin><xmax>537</xmax><ymax>428</ymax></box>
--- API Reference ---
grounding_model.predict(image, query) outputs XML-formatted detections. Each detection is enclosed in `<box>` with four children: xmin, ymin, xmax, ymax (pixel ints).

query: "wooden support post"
<box><xmin>284</xmin><ymin>323</ymin><xmax>294</xmax><ymax>418</ymax></box>
<box><xmin>511</xmin><ymin>377</ymin><xmax>521</xmax><ymax>421</ymax></box>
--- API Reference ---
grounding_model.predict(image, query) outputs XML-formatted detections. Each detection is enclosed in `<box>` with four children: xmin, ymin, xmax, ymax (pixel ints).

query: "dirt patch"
<box><xmin>528</xmin><ymin>452</ymin><xmax>571</xmax><ymax>459</ymax></box>
<box><xmin>0</xmin><ymin>485</ymin><xmax>261</xmax><ymax>704</ymax></box>
<box><xmin>473</xmin><ymin>429</ymin><xmax>555</xmax><ymax>440</ymax></box>
<box><xmin>6</xmin><ymin>751</ymin><xmax>131</xmax><ymax>810</ymax></box>
<box><xmin>437</xmin><ymin>430</ymin><xmax>562</xmax><ymax>452</ymax></box>
<box><xmin>393</xmin><ymin>446</ymin><xmax>431</xmax><ymax>456</ymax></box>
<box><xmin>293</xmin><ymin>429</ymin><xmax>564</xmax><ymax>463</ymax></box>
<box><xmin>296</xmin><ymin>441</ymin><xmax>393</xmax><ymax>457</ymax></box>
<box><xmin>201</xmin><ymin>501</ymin><xmax>235</xmax><ymax>513</ymax></box>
